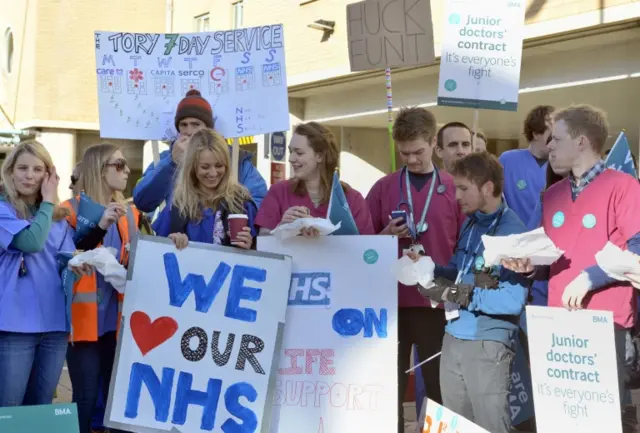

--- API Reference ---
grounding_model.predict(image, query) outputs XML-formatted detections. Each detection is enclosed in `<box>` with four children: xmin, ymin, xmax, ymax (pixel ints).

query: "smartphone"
<box><xmin>391</xmin><ymin>210</ymin><xmax>408</xmax><ymax>226</ymax></box>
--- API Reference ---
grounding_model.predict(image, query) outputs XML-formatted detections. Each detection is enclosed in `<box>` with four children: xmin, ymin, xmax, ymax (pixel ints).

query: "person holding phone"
<box><xmin>153</xmin><ymin>128</ymin><xmax>256</xmax><ymax>250</ymax></box>
<box><xmin>365</xmin><ymin>107</ymin><xmax>464</xmax><ymax>432</ymax></box>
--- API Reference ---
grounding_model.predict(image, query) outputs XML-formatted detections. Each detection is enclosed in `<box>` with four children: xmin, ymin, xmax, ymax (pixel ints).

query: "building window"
<box><xmin>194</xmin><ymin>13</ymin><xmax>210</xmax><ymax>32</ymax></box>
<box><xmin>233</xmin><ymin>1</ymin><xmax>244</xmax><ymax>29</ymax></box>
<box><xmin>3</xmin><ymin>28</ymin><xmax>13</xmax><ymax>74</ymax></box>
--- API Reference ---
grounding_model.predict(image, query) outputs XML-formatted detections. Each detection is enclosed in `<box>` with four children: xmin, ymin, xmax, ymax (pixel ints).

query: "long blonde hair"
<box><xmin>173</xmin><ymin>129</ymin><xmax>250</xmax><ymax>220</ymax></box>
<box><xmin>79</xmin><ymin>143</ymin><xmax>125</xmax><ymax>205</ymax></box>
<box><xmin>0</xmin><ymin>141</ymin><xmax>68</xmax><ymax>220</ymax></box>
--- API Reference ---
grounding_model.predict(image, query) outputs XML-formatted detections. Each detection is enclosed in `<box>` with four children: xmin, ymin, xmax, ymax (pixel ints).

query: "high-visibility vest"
<box><xmin>61</xmin><ymin>196</ymin><xmax>140</xmax><ymax>342</ymax></box>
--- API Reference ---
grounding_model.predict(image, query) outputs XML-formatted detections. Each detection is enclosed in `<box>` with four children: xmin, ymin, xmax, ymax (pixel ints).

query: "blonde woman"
<box><xmin>61</xmin><ymin>144</ymin><xmax>142</xmax><ymax>433</ymax></box>
<box><xmin>0</xmin><ymin>142</ymin><xmax>77</xmax><ymax>407</ymax></box>
<box><xmin>154</xmin><ymin>128</ymin><xmax>255</xmax><ymax>250</ymax></box>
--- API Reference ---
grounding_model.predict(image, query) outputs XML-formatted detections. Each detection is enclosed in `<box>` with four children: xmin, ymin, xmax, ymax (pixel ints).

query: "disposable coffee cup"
<box><xmin>228</xmin><ymin>214</ymin><xmax>249</xmax><ymax>242</ymax></box>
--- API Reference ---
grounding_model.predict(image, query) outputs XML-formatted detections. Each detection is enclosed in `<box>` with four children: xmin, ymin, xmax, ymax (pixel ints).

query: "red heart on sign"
<box><xmin>130</xmin><ymin>311</ymin><xmax>178</xmax><ymax>356</ymax></box>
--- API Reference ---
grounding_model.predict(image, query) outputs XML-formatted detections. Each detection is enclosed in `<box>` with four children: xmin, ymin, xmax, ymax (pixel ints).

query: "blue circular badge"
<box><xmin>552</xmin><ymin>211</ymin><xmax>565</xmax><ymax>228</ymax></box>
<box><xmin>516</xmin><ymin>179</ymin><xmax>527</xmax><ymax>190</ymax></box>
<box><xmin>363</xmin><ymin>249</ymin><xmax>379</xmax><ymax>264</ymax></box>
<box><xmin>475</xmin><ymin>256</ymin><xmax>485</xmax><ymax>271</ymax></box>
<box><xmin>582</xmin><ymin>214</ymin><xmax>597</xmax><ymax>229</ymax></box>
<box><xmin>437</xmin><ymin>184</ymin><xmax>446</xmax><ymax>194</ymax></box>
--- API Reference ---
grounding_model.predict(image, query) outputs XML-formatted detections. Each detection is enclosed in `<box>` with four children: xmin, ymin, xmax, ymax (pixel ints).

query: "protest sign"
<box><xmin>437</xmin><ymin>0</ymin><xmax>526</xmax><ymax>111</ymax></box>
<box><xmin>526</xmin><ymin>306</ymin><xmax>622</xmax><ymax>433</ymax></box>
<box><xmin>257</xmin><ymin>236</ymin><xmax>397</xmax><ymax>433</ymax></box>
<box><xmin>105</xmin><ymin>236</ymin><xmax>292</xmax><ymax>433</ymax></box>
<box><xmin>418</xmin><ymin>398</ymin><xmax>489</xmax><ymax>433</ymax></box>
<box><xmin>94</xmin><ymin>26</ymin><xmax>290</xmax><ymax>141</ymax></box>
<box><xmin>347</xmin><ymin>0</ymin><xmax>435</xmax><ymax>71</ymax></box>
<box><xmin>0</xmin><ymin>403</ymin><xmax>79</xmax><ymax>433</ymax></box>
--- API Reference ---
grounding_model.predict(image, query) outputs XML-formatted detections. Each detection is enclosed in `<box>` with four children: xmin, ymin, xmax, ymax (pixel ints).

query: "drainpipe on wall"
<box><xmin>165</xmin><ymin>0</ymin><xmax>174</xmax><ymax>33</ymax></box>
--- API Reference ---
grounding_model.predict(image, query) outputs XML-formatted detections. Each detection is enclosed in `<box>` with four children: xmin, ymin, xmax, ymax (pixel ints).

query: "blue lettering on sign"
<box><xmin>288</xmin><ymin>272</ymin><xmax>331</xmax><ymax>306</ymax></box>
<box><xmin>125</xmin><ymin>362</ymin><xmax>258</xmax><ymax>432</ymax></box>
<box><xmin>236</xmin><ymin>66</ymin><xmax>254</xmax><ymax>75</ymax></box>
<box><xmin>332</xmin><ymin>308</ymin><xmax>387</xmax><ymax>338</ymax></box>
<box><xmin>241</xmin><ymin>52</ymin><xmax>251</xmax><ymax>64</ymax></box>
<box><xmin>163</xmin><ymin>253</ymin><xmax>266</xmax><ymax>323</ymax></box>
<box><xmin>264</xmin><ymin>49</ymin><xmax>276</xmax><ymax>63</ymax></box>
<box><xmin>262</xmin><ymin>63</ymin><xmax>280</xmax><ymax>73</ymax></box>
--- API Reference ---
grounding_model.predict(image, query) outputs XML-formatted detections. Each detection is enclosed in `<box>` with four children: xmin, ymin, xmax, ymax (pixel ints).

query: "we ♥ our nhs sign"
<box><xmin>105</xmin><ymin>236</ymin><xmax>292</xmax><ymax>433</ymax></box>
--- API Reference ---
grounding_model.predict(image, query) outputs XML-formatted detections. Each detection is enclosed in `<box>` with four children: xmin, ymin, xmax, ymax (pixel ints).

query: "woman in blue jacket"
<box><xmin>0</xmin><ymin>142</ymin><xmax>79</xmax><ymax>407</ymax></box>
<box><xmin>154</xmin><ymin>128</ymin><xmax>256</xmax><ymax>250</ymax></box>
<box><xmin>132</xmin><ymin>89</ymin><xmax>267</xmax><ymax>214</ymax></box>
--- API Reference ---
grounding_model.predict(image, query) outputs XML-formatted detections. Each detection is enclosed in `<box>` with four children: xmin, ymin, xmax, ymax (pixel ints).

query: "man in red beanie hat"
<box><xmin>133</xmin><ymin>89</ymin><xmax>267</xmax><ymax>213</ymax></box>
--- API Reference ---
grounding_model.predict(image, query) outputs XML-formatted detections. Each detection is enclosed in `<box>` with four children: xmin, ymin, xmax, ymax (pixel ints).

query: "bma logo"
<box><xmin>288</xmin><ymin>272</ymin><xmax>331</xmax><ymax>306</ymax></box>
<box><xmin>593</xmin><ymin>315</ymin><xmax>608</xmax><ymax>323</ymax></box>
<box><xmin>55</xmin><ymin>408</ymin><xmax>72</xmax><ymax>416</ymax></box>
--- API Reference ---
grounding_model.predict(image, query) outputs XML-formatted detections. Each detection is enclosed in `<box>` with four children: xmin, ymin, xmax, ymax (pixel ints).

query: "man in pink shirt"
<box><xmin>504</xmin><ymin>105</ymin><xmax>640</xmax><ymax>431</ymax></box>
<box><xmin>366</xmin><ymin>107</ymin><xmax>464</xmax><ymax>433</ymax></box>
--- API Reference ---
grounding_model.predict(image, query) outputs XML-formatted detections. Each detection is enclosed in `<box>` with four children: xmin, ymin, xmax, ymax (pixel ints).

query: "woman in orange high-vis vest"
<box><xmin>61</xmin><ymin>144</ymin><xmax>144</xmax><ymax>433</ymax></box>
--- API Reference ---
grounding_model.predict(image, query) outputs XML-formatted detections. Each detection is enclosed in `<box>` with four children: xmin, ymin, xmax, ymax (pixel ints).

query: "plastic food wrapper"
<box><xmin>482</xmin><ymin>227</ymin><xmax>564</xmax><ymax>267</ymax></box>
<box><xmin>393</xmin><ymin>255</ymin><xmax>436</xmax><ymax>288</ymax></box>
<box><xmin>595</xmin><ymin>242</ymin><xmax>640</xmax><ymax>282</ymax></box>
<box><xmin>69</xmin><ymin>246</ymin><xmax>127</xmax><ymax>293</ymax></box>
<box><xmin>270</xmin><ymin>218</ymin><xmax>341</xmax><ymax>241</ymax></box>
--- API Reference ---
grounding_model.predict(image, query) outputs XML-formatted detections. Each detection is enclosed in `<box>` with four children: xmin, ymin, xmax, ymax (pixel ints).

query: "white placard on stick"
<box><xmin>437</xmin><ymin>0</ymin><xmax>526</xmax><ymax>111</ymax></box>
<box><xmin>105</xmin><ymin>236</ymin><xmax>292</xmax><ymax>433</ymax></box>
<box><xmin>526</xmin><ymin>306</ymin><xmax>622</xmax><ymax>433</ymax></box>
<box><xmin>418</xmin><ymin>398</ymin><xmax>490</xmax><ymax>433</ymax></box>
<box><xmin>94</xmin><ymin>27</ymin><xmax>290</xmax><ymax>140</ymax></box>
<box><xmin>258</xmin><ymin>236</ymin><xmax>398</xmax><ymax>433</ymax></box>
<box><xmin>346</xmin><ymin>0</ymin><xmax>435</xmax><ymax>71</ymax></box>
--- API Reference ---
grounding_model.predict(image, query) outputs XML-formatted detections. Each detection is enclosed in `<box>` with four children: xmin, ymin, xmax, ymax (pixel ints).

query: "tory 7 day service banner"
<box><xmin>437</xmin><ymin>0</ymin><xmax>526</xmax><ymax>111</ymax></box>
<box><xmin>94</xmin><ymin>27</ymin><xmax>290</xmax><ymax>141</ymax></box>
<box><xmin>105</xmin><ymin>237</ymin><xmax>292</xmax><ymax>433</ymax></box>
<box><xmin>526</xmin><ymin>306</ymin><xmax>622</xmax><ymax>433</ymax></box>
<box><xmin>258</xmin><ymin>236</ymin><xmax>398</xmax><ymax>433</ymax></box>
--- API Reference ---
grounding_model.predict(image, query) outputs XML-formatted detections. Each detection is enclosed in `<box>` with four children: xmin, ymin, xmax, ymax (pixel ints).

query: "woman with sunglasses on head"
<box><xmin>60</xmin><ymin>144</ymin><xmax>143</xmax><ymax>433</ymax></box>
<box><xmin>0</xmin><ymin>142</ymin><xmax>82</xmax><ymax>407</ymax></box>
<box><xmin>153</xmin><ymin>128</ymin><xmax>256</xmax><ymax>250</ymax></box>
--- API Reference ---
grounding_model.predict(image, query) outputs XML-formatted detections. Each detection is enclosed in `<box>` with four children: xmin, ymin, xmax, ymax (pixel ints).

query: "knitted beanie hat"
<box><xmin>174</xmin><ymin>89</ymin><xmax>214</xmax><ymax>130</ymax></box>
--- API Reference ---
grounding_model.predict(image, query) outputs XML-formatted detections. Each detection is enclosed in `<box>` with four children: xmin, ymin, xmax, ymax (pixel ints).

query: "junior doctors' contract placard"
<box><xmin>526</xmin><ymin>306</ymin><xmax>622</xmax><ymax>433</ymax></box>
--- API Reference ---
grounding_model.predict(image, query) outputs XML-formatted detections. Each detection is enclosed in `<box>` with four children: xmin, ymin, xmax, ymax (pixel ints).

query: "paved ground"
<box><xmin>54</xmin><ymin>372</ymin><xmax>640</xmax><ymax>433</ymax></box>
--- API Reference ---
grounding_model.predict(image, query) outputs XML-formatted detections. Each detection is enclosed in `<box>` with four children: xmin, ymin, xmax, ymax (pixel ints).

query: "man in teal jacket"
<box><xmin>418</xmin><ymin>152</ymin><xmax>529</xmax><ymax>433</ymax></box>
<box><xmin>133</xmin><ymin>89</ymin><xmax>267</xmax><ymax>213</ymax></box>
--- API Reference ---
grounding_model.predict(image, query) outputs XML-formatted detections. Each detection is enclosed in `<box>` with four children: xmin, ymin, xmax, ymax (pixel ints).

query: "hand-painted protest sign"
<box><xmin>0</xmin><ymin>404</ymin><xmax>79</xmax><ymax>433</ymax></box>
<box><xmin>347</xmin><ymin>0</ymin><xmax>435</xmax><ymax>71</ymax></box>
<box><xmin>418</xmin><ymin>398</ymin><xmax>489</xmax><ymax>433</ymax></box>
<box><xmin>94</xmin><ymin>26</ymin><xmax>290</xmax><ymax>141</ymax></box>
<box><xmin>526</xmin><ymin>306</ymin><xmax>622</xmax><ymax>433</ymax></box>
<box><xmin>438</xmin><ymin>0</ymin><xmax>526</xmax><ymax>111</ymax></box>
<box><xmin>258</xmin><ymin>236</ymin><xmax>398</xmax><ymax>433</ymax></box>
<box><xmin>105</xmin><ymin>236</ymin><xmax>292</xmax><ymax>433</ymax></box>
<box><xmin>605</xmin><ymin>131</ymin><xmax>638</xmax><ymax>178</ymax></box>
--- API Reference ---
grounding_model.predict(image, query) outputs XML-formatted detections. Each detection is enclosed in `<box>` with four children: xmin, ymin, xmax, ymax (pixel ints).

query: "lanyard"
<box><xmin>405</xmin><ymin>167</ymin><xmax>437</xmax><ymax>237</ymax></box>
<box><xmin>455</xmin><ymin>215</ymin><xmax>502</xmax><ymax>284</ymax></box>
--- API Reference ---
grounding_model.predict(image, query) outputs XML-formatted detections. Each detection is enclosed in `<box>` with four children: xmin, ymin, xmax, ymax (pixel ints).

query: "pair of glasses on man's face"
<box><xmin>104</xmin><ymin>159</ymin><xmax>128</xmax><ymax>172</ymax></box>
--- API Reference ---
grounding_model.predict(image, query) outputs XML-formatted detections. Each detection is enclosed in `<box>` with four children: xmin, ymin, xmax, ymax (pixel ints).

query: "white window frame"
<box><xmin>232</xmin><ymin>0</ymin><xmax>244</xmax><ymax>29</ymax></box>
<box><xmin>194</xmin><ymin>13</ymin><xmax>210</xmax><ymax>32</ymax></box>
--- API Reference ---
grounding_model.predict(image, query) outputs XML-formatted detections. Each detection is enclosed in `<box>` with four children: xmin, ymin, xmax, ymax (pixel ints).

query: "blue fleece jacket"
<box><xmin>434</xmin><ymin>202</ymin><xmax>529</xmax><ymax>350</ymax></box>
<box><xmin>133</xmin><ymin>145</ymin><xmax>267</xmax><ymax>213</ymax></box>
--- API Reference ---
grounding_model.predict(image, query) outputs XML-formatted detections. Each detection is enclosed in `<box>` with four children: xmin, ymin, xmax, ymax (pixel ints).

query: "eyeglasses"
<box><xmin>104</xmin><ymin>159</ymin><xmax>128</xmax><ymax>172</ymax></box>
